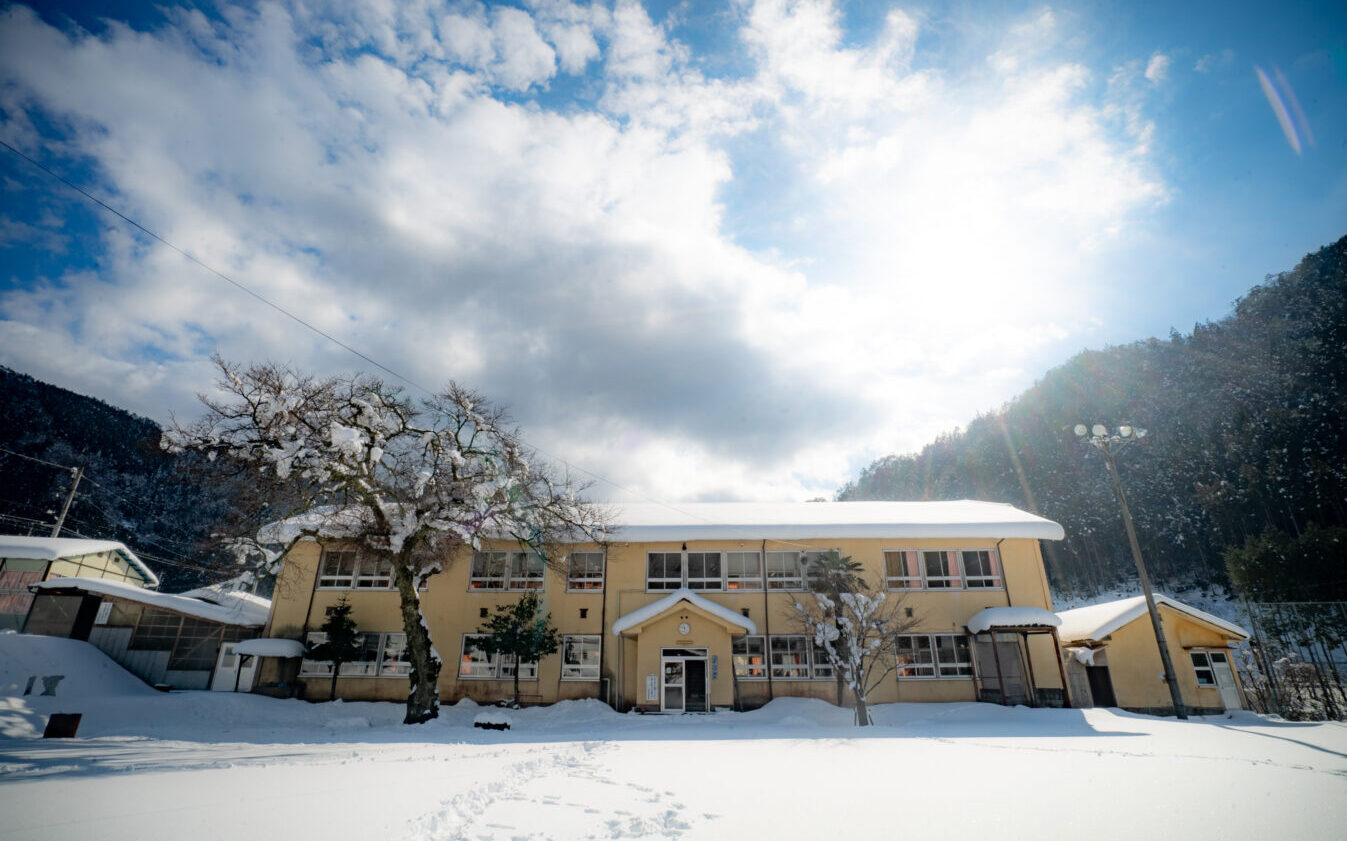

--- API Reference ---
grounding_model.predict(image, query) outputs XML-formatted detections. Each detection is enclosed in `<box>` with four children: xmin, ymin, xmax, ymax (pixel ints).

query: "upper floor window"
<box><xmin>686</xmin><ymin>552</ymin><xmax>722</xmax><ymax>590</ymax></box>
<box><xmin>318</xmin><ymin>549</ymin><xmax>396</xmax><ymax>590</ymax></box>
<box><xmin>567</xmin><ymin>552</ymin><xmax>604</xmax><ymax>591</ymax></box>
<box><xmin>884</xmin><ymin>549</ymin><xmax>1002</xmax><ymax>590</ymax></box>
<box><xmin>725</xmin><ymin>552</ymin><xmax>762</xmax><ymax>590</ymax></box>
<box><xmin>765</xmin><ymin>551</ymin><xmax>804</xmax><ymax>590</ymax></box>
<box><xmin>470</xmin><ymin>550</ymin><xmax>544</xmax><ymax>591</ymax></box>
<box><xmin>647</xmin><ymin>552</ymin><xmax>684</xmax><ymax>591</ymax></box>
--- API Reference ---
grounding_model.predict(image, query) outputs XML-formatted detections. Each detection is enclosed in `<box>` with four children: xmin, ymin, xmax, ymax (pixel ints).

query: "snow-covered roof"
<box><xmin>0</xmin><ymin>535</ymin><xmax>159</xmax><ymax>587</ymax></box>
<box><xmin>1055</xmin><ymin>594</ymin><xmax>1249</xmax><ymax>644</ymax></box>
<box><xmin>612</xmin><ymin>588</ymin><xmax>758</xmax><ymax>636</ymax></box>
<box><xmin>178</xmin><ymin>582</ymin><xmax>273</xmax><ymax>615</ymax></box>
<box><xmin>600</xmin><ymin>501</ymin><xmax>1065</xmax><ymax>542</ymax></box>
<box><xmin>233</xmin><ymin>638</ymin><xmax>305</xmax><ymax>658</ymax></box>
<box><xmin>966</xmin><ymin>607</ymin><xmax>1062</xmax><ymax>634</ymax></box>
<box><xmin>31</xmin><ymin>576</ymin><xmax>269</xmax><ymax>627</ymax></box>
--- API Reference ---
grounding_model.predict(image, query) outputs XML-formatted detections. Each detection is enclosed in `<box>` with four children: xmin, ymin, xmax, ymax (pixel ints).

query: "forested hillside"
<box><xmin>0</xmin><ymin>368</ymin><xmax>241</xmax><ymax>590</ymax></box>
<box><xmin>840</xmin><ymin>235</ymin><xmax>1347</xmax><ymax>600</ymax></box>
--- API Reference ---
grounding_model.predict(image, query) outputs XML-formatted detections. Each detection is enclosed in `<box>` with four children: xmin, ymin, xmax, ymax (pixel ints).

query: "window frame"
<box><xmin>317</xmin><ymin>549</ymin><xmax>359</xmax><ymax>589</ymax></box>
<box><xmin>724</xmin><ymin>551</ymin><xmax>763</xmax><ymax>591</ymax></box>
<box><xmin>1190</xmin><ymin>651</ymin><xmax>1216</xmax><ymax>686</ymax></box>
<box><xmin>685</xmin><ymin>551</ymin><xmax>724</xmax><ymax>591</ymax></box>
<box><xmin>766</xmin><ymin>634</ymin><xmax>834</xmax><ymax>680</ymax></box>
<box><xmin>897</xmin><ymin>633</ymin><xmax>975</xmax><ymax>679</ymax></box>
<box><xmin>765</xmin><ymin>551</ymin><xmax>806</xmax><ymax>591</ymax></box>
<box><xmin>884</xmin><ymin>548</ymin><xmax>1005</xmax><ymax>591</ymax></box>
<box><xmin>566</xmin><ymin>552</ymin><xmax>605</xmax><ymax>592</ymax></box>
<box><xmin>646</xmin><ymin>552</ymin><xmax>684</xmax><ymax>591</ymax></box>
<box><xmin>561</xmin><ymin>634</ymin><xmax>601</xmax><ymax>680</ymax></box>
<box><xmin>732</xmin><ymin>635</ymin><xmax>768</xmax><ymax>679</ymax></box>
<box><xmin>469</xmin><ymin>550</ymin><xmax>547</xmax><ymax>592</ymax></box>
<box><xmin>299</xmin><ymin>631</ymin><xmax>410</xmax><ymax>678</ymax></box>
<box><xmin>457</xmin><ymin>633</ymin><xmax>540</xmax><ymax>681</ymax></box>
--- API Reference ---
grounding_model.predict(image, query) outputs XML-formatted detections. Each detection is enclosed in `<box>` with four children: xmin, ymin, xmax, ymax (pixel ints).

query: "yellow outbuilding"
<box><xmin>1056</xmin><ymin>594</ymin><xmax>1250</xmax><ymax>716</ymax></box>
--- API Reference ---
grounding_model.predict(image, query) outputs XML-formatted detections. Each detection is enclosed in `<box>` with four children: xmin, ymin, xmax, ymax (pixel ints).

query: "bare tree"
<box><xmin>164</xmin><ymin>357</ymin><xmax>606</xmax><ymax>724</ymax></box>
<box><xmin>793</xmin><ymin>553</ymin><xmax>915</xmax><ymax>726</ymax></box>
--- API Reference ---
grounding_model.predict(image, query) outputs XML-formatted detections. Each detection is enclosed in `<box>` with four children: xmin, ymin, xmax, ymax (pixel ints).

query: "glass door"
<box><xmin>662</xmin><ymin>659</ymin><xmax>685</xmax><ymax>712</ymax></box>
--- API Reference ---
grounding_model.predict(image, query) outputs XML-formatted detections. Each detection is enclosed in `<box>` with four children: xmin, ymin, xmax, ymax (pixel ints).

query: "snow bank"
<box><xmin>0</xmin><ymin>634</ymin><xmax>151</xmax><ymax>700</ymax></box>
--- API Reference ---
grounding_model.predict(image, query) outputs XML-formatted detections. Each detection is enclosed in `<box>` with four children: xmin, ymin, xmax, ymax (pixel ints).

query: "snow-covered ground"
<box><xmin>3</xmin><ymin>634</ymin><xmax>1346</xmax><ymax>841</ymax></box>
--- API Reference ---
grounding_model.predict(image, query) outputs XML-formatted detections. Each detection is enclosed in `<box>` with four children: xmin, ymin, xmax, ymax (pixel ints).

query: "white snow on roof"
<box><xmin>1056</xmin><ymin>594</ymin><xmax>1249</xmax><ymax>644</ymax></box>
<box><xmin>612</xmin><ymin>588</ymin><xmax>757</xmax><ymax>636</ymax></box>
<box><xmin>966</xmin><ymin>606</ymin><xmax>1062</xmax><ymax>634</ymax></box>
<box><xmin>32</xmin><ymin>577</ymin><xmax>269</xmax><ymax>627</ymax></box>
<box><xmin>233</xmin><ymin>638</ymin><xmax>305</xmax><ymax>658</ymax></box>
<box><xmin>0</xmin><ymin>535</ymin><xmax>159</xmax><ymax>587</ymax></box>
<box><xmin>179</xmin><ymin>582</ymin><xmax>272</xmax><ymax>615</ymax></box>
<box><xmin>601</xmin><ymin>501</ymin><xmax>1064</xmax><ymax>542</ymax></box>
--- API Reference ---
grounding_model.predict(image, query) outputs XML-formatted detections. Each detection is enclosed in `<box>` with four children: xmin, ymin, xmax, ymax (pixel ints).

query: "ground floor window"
<box><xmin>732</xmin><ymin>635</ymin><xmax>832</xmax><ymax>680</ymax></box>
<box><xmin>1189</xmin><ymin>651</ymin><xmax>1217</xmax><ymax>686</ymax></box>
<box><xmin>458</xmin><ymin>633</ymin><xmax>538</xmax><ymax>680</ymax></box>
<box><xmin>897</xmin><ymin>633</ymin><xmax>973</xmax><ymax>678</ymax></box>
<box><xmin>561</xmin><ymin>635</ymin><xmax>601</xmax><ymax>680</ymax></box>
<box><xmin>300</xmin><ymin>631</ymin><xmax>410</xmax><ymax>677</ymax></box>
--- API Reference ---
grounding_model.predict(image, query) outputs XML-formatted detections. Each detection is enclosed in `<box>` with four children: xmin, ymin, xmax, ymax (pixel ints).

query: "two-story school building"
<box><xmin>259</xmin><ymin>500</ymin><xmax>1068</xmax><ymax>711</ymax></box>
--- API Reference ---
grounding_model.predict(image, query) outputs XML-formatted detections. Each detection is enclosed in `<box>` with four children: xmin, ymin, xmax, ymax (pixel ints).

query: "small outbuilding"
<box><xmin>24</xmin><ymin>577</ymin><xmax>270</xmax><ymax>691</ymax></box>
<box><xmin>0</xmin><ymin>536</ymin><xmax>159</xmax><ymax>630</ymax></box>
<box><xmin>1056</xmin><ymin>594</ymin><xmax>1249</xmax><ymax>716</ymax></box>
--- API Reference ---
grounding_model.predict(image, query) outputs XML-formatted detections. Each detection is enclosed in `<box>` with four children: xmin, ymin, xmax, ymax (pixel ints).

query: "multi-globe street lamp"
<box><xmin>1074</xmin><ymin>423</ymin><xmax>1188</xmax><ymax>719</ymax></box>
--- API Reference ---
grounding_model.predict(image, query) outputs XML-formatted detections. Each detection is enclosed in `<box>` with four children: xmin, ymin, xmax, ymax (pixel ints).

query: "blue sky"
<box><xmin>1</xmin><ymin>1</ymin><xmax>1344</xmax><ymax>502</ymax></box>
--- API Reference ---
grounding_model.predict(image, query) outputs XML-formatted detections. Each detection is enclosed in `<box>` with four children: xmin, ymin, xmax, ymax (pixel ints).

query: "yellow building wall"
<box><xmin>42</xmin><ymin>551</ymin><xmax>144</xmax><ymax>585</ymax></box>
<box><xmin>262</xmin><ymin>534</ymin><xmax>1063</xmax><ymax>708</ymax></box>
<box><xmin>1098</xmin><ymin>605</ymin><xmax>1242</xmax><ymax>713</ymax></box>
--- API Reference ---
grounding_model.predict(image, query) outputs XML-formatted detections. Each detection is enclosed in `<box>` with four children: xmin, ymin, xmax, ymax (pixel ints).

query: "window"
<box><xmin>884</xmin><ymin>551</ymin><xmax>922</xmax><ymax>589</ymax></box>
<box><xmin>1190</xmin><ymin>651</ymin><xmax>1216</xmax><ymax>686</ymax></box>
<box><xmin>509</xmin><ymin>552</ymin><xmax>545</xmax><ymax>590</ymax></box>
<box><xmin>470</xmin><ymin>551</ymin><xmax>544</xmax><ymax>591</ymax></box>
<box><xmin>725</xmin><ymin>552</ymin><xmax>763</xmax><ymax>590</ymax></box>
<box><xmin>732</xmin><ymin>635</ymin><xmax>767</xmax><ymax>679</ymax></box>
<box><xmin>567</xmin><ymin>552</ymin><xmax>604</xmax><ymax>591</ymax></box>
<box><xmin>922</xmin><ymin>551</ymin><xmax>960</xmax><ymax>588</ymax></box>
<box><xmin>318</xmin><ymin>549</ymin><xmax>397</xmax><ymax>590</ymax></box>
<box><xmin>766</xmin><ymin>551</ymin><xmax>805</xmax><ymax>590</ymax></box>
<box><xmin>318</xmin><ymin>549</ymin><xmax>358</xmax><ymax>588</ymax></box>
<box><xmin>356</xmin><ymin>556</ymin><xmax>393</xmax><ymax>588</ymax></box>
<box><xmin>169</xmin><ymin>617</ymin><xmax>222</xmax><ymax>671</ymax></box>
<box><xmin>770</xmin><ymin>636</ymin><xmax>811</xmax><ymax>679</ymax></box>
<box><xmin>686</xmin><ymin>552</ymin><xmax>723</xmax><ymax>590</ymax></box>
<box><xmin>458</xmin><ymin>634</ymin><xmax>538</xmax><ymax>680</ymax></box>
<box><xmin>897</xmin><ymin>633</ymin><xmax>974</xmax><ymax>679</ymax></box>
<box><xmin>300</xmin><ymin>631</ymin><xmax>409</xmax><ymax>678</ymax></box>
<box><xmin>885</xmin><ymin>549</ymin><xmax>1003</xmax><ymax>590</ymax></box>
<box><xmin>646</xmin><ymin>552</ymin><xmax>683</xmax><ymax>591</ymax></box>
<box><xmin>561</xmin><ymin>635</ymin><xmax>601</xmax><ymax>680</ymax></box>
<box><xmin>765</xmin><ymin>635</ymin><xmax>832</xmax><ymax>679</ymax></box>
<box><xmin>960</xmin><ymin>550</ymin><xmax>1001</xmax><ymax>588</ymax></box>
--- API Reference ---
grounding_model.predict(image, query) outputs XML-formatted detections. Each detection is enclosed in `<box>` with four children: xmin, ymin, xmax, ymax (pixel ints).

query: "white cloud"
<box><xmin>0</xmin><ymin>1</ymin><xmax>1168</xmax><ymax>502</ymax></box>
<box><xmin>1144</xmin><ymin>52</ymin><xmax>1170</xmax><ymax>83</ymax></box>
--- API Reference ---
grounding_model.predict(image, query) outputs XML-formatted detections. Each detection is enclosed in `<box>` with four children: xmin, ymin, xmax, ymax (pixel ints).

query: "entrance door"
<box><xmin>1208</xmin><ymin>651</ymin><xmax>1243</xmax><ymax>710</ymax></box>
<box><xmin>1086</xmin><ymin>666</ymin><xmax>1117</xmax><ymax>707</ymax></box>
<box><xmin>660</xmin><ymin>648</ymin><xmax>709</xmax><ymax>713</ymax></box>
<box><xmin>210</xmin><ymin>642</ymin><xmax>258</xmax><ymax>691</ymax></box>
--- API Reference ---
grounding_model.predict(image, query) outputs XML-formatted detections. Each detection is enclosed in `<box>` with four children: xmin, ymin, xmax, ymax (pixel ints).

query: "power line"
<box><xmin>0</xmin><ymin>137</ymin><xmax>721</xmax><ymax>528</ymax></box>
<box><xmin>0</xmin><ymin>445</ymin><xmax>74</xmax><ymax>471</ymax></box>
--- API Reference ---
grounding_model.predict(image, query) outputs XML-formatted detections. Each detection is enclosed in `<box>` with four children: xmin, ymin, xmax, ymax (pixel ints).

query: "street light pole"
<box><xmin>1075</xmin><ymin>424</ymin><xmax>1188</xmax><ymax>720</ymax></box>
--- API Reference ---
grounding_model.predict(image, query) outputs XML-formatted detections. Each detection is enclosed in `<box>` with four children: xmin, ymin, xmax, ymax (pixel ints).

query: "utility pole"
<box><xmin>50</xmin><ymin>466</ymin><xmax>84</xmax><ymax>538</ymax></box>
<box><xmin>1075</xmin><ymin>424</ymin><xmax>1188</xmax><ymax>720</ymax></box>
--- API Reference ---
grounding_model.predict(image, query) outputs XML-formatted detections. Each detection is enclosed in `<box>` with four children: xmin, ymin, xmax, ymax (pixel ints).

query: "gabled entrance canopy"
<box><xmin>611</xmin><ymin>588</ymin><xmax>757</xmax><ymax>637</ymax></box>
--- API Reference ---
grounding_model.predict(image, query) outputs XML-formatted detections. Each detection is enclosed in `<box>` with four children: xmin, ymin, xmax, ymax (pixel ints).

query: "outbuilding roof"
<box><xmin>966</xmin><ymin>606</ymin><xmax>1062</xmax><ymax>634</ymax></box>
<box><xmin>1055</xmin><ymin>594</ymin><xmax>1249</xmax><ymax>644</ymax></box>
<box><xmin>31</xmin><ymin>576</ymin><xmax>269</xmax><ymax>627</ymax></box>
<box><xmin>0</xmin><ymin>535</ymin><xmax>160</xmax><ymax>587</ymax></box>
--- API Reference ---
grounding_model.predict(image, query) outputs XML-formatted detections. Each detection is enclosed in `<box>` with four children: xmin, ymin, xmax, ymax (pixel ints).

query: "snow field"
<box><xmin>2</xmin><ymin>635</ymin><xmax>1346</xmax><ymax>840</ymax></box>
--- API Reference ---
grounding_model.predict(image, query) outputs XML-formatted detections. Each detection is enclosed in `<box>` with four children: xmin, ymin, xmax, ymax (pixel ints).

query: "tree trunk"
<box><xmin>854</xmin><ymin>690</ymin><xmax>870</xmax><ymax>726</ymax></box>
<box><xmin>395</xmin><ymin>560</ymin><xmax>441</xmax><ymax>724</ymax></box>
<box><xmin>330</xmin><ymin>663</ymin><xmax>341</xmax><ymax>701</ymax></box>
<box><xmin>514</xmin><ymin>664</ymin><xmax>522</xmax><ymax>707</ymax></box>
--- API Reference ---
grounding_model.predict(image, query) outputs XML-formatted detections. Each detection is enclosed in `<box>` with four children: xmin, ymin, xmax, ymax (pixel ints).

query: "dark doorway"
<box><xmin>1086</xmin><ymin>665</ymin><xmax>1117</xmax><ymax>707</ymax></box>
<box><xmin>685</xmin><ymin>659</ymin><xmax>708</xmax><ymax>712</ymax></box>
